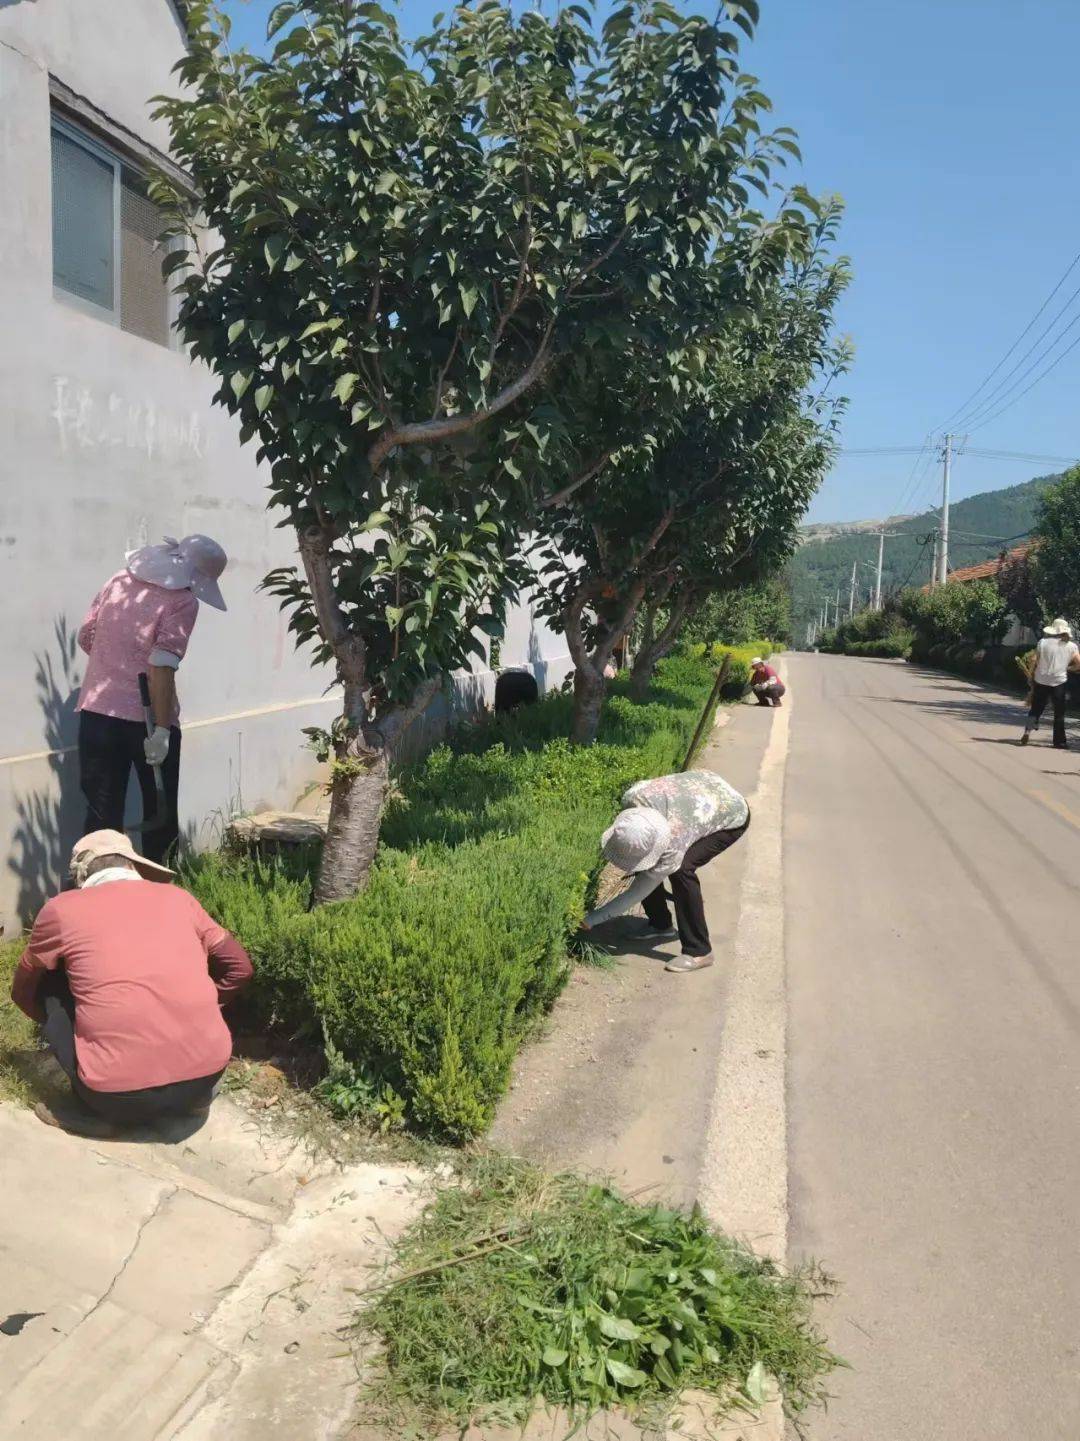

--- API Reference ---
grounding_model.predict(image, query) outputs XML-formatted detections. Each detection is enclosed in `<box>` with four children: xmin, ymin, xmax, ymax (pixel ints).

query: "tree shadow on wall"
<box><xmin>8</xmin><ymin>618</ymin><xmax>84</xmax><ymax>923</ymax></box>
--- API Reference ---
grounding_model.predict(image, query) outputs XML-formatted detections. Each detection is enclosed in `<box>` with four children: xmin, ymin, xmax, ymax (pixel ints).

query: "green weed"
<box><xmin>0</xmin><ymin>939</ymin><xmax>38</xmax><ymax>1105</ymax></box>
<box><xmin>358</xmin><ymin>1154</ymin><xmax>840</xmax><ymax>1431</ymax></box>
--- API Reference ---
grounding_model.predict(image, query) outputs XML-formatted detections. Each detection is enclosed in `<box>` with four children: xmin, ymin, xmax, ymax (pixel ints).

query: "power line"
<box><xmin>965</xmin><ymin>326</ymin><xmax>1080</xmax><ymax>434</ymax></box>
<box><xmin>891</xmin><ymin>433</ymin><xmax>934</xmax><ymax>517</ymax></box>
<box><xmin>936</xmin><ymin>246</ymin><xmax>1080</xmax><ymax>431</ymax></box>
<box><xmin>957</xmin><ymin>309</ymin><xmax>1080</xmax><ymax>433</ymax></box>
<box><xmin>965</xmin><ymin>448</ymin><xmax>1078</xmax><ymax>463</ymax></box>
<box><xmin>952</xmin><ymin>290</ymin><xmax>1080</xmax><ymax>431</ymax></box>
<box><xmin>838</xmin><ymin>444</ymin><xmax>1076</xmax><ymax>463</ymax></box>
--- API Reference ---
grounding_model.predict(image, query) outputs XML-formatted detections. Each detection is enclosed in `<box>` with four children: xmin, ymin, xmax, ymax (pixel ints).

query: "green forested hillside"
<box><xmin>789</xmin><ymin>475</ymin><xmax>1056</xmax><ymax>646</ymax></box>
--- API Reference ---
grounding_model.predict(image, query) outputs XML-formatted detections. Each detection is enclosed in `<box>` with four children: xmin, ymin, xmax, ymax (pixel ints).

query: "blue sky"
<box><xmin>220</xmin><ymin>0</ymin><xmax>1080</xmax><ymax>523</ymax></box>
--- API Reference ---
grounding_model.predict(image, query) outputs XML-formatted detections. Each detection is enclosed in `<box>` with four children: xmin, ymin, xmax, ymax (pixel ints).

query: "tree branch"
<box><xmin>571</xmin><ymin>224</ymin><xmax>630</xmax><ymax>288</ymax></box>
<box><xmin>368</xmin><ymin>324</ymin><xmax>557</xmax><ymax>474</ymax></box>
<box><xmin>539</xmin><ymin>450</ymin><xmax>614</xmax><ymax>509</ymax></box>
<box><xmin>296</xmin><ymin>517</ymin><xmax>367</xmax><ymax>720</ymax></box>
<box><xmin>562</xmin><ymin>575</ymin><xmax>603</xmax><ymax>673</ymax></box>
<box><xmin>629</xmin><ymin>507</ymin><xmax>676</xmax><ymax>572</ymax></box>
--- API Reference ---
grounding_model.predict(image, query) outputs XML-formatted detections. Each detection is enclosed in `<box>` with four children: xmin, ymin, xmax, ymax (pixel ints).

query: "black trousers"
<box><xmin>38</xmin><ymin>971</ymin><xmax>221</xmax><ymax>1124</ymax></box>
<box><xmin>754</xmin><ymin>682</ymin><xmax>786</xmax><ymax>707</ymax></box>
<box><xmin>642</xmin><ymin>812</ymin><xmax>751</xmax><ymax>957</ymax></box>
<box><xmin>1027</xmin><ymin>682</ymin><xmax>1067</xmax><ymax>748</ymax></box>
<box><xmin>78</xmin><ymin>709</ymin><xmax>181</xmax><ymax>864</ymax></box>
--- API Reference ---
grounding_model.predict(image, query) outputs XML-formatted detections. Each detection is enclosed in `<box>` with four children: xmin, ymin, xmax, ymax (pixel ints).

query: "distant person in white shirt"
<box><xmin>1021</xmin><ymin>618</ymin><xmax>1080</xmax><ymax>750</ymax></box>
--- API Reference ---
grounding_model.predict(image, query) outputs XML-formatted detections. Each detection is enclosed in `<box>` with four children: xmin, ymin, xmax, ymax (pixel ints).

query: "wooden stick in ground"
<box><xmin>681</xmin><ymin>654</ymin><xmax>732</xmax><ymax>772</ymax></box>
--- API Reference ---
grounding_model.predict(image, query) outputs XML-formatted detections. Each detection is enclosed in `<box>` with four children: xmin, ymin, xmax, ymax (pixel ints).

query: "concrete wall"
<box><xmin>0</xmin><ymin>0</ymin><xmax>571</xmax><ymax>930</ymax></box>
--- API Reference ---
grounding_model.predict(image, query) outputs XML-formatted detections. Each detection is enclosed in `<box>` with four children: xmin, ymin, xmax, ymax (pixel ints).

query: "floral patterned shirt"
<box><xmin>585</xmin><ymin>770</ymin><xmax>749</xmax><ymax>927</ymax></box>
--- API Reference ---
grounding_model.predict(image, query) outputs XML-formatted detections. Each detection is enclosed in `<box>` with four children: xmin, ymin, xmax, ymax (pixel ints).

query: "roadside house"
<box><xmin>931</xmin><ymin>545</ymin><xmax>1037</xmax><ymax>648</ymax></box>
<box><xmin>0</xmin><ymin>0</ymin><xmax>570</xmax><ymax>929</ymax></box>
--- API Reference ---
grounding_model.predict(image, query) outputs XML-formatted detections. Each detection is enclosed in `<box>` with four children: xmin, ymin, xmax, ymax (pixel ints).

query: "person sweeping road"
<box><xmin>580</xmin><ymin>770</ymin><xmax>750</xmax><ymax>973</ymax></box>
<box><xmin>76</xmin><ymin>534</ymin><xmax>228</xmax><ymax>863</ymax></box>
<box><xmin>11</xmin><ymin>830</ymin><xmax>252</xmax><ymax>1138</ymax></box>
<box><xmin>1020</xmin><ymin>617</ymin><xmax>1080</xmax><ymax>750</ymax></box>
<box><xmin>750</xmin><ymin>656</ymin><xmax>785</xmax><ymax>707</ymax></box>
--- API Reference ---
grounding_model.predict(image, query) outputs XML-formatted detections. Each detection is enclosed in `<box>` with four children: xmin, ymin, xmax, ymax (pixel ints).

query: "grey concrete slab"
<box><xmin>0</xmin><ymin>1298</ymin><xmax>228</xmax><ymax>1439</ymax></box>
<box><xmin>108</xmin><ymin>1187</ymin><xmax>270</xmax><ymax>1334</ymax></box>
<box><xmin>0</xmin><ymin>1106</ymin><xmax>172</xmax><ymax>1298</ymax></box>
<box><xmin>96</xmin><ymin>1094</ymin><xmax>320</xmax><ymax>1215</ymax></box>
<box><xmin>186</xmin><ymin>1165</ymin><xmax>424</xmax><ymax>1441</ymax></box>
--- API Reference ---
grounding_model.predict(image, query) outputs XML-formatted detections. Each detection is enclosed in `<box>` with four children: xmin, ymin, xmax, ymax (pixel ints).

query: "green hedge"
<box><xmin>907</xmin><ymin>639</ymin><xmax>1033</xmax><ymax>691</ymax></box>
<box><xmin>184</xmin><ymin>653</ymin><xmax>723</xmax><ymax>1140</ymax></box>
<box><xmin>843</xmin><ymin>636</ymin><xmax>912</xmax><ymax>659</ymax></box>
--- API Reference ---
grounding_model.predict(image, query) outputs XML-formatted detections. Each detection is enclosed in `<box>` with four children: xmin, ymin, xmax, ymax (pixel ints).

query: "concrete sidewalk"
<box><xmin>0</xmin><ymin>1095</ymin><xmax>422</xmax><ymax>1441</ymax></box>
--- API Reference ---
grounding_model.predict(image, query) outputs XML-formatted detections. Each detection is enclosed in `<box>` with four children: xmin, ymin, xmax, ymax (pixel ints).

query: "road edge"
<box><xmin>694</xmin><ymin>665</ymin><xmax>792</xmax><ymax>1439</ymax></box>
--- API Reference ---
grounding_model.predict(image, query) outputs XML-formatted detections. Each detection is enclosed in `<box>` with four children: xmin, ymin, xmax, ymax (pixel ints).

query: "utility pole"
<box><xmin>848</xmin><ymin>560</ymin><xmax>857</xmax><ymax>618</ymax></box>
<box><xmin>937</xmin><ymin>433</ymin><xmax>953</xmax><ymax>585</ymax></box>
<box><xmin>835</xmin><ymin>584</ymin><xmax>842</xmax><ymax>625</ymax></box>
<box><xmin>874</xmin><ymin>530</ymin><xmax>885</xmax><ymax>610</ymax></box>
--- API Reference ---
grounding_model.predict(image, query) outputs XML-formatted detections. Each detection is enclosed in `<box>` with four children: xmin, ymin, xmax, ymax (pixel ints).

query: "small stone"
<box><xmin>284</xmin><ymin>1340</ymin><xmax>300</xmax><ymax>1354</ymax></box>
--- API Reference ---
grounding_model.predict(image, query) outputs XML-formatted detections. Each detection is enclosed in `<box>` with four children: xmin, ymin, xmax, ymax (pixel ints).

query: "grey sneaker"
<box><xmin>665</xmin><ymin>952</ymin><xmax>714</xmax><ymax>974</ymax></box>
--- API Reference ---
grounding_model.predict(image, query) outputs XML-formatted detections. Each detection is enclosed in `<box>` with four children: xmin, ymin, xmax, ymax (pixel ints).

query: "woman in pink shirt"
<box><xmin>77</xmin><ymin>534</ymin><xmax>227</xmax><ymax>863</ymax></box>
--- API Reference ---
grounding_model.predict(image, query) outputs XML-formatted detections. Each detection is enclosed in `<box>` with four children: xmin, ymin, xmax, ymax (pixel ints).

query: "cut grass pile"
<box><xmin>359</xmin><ymin>1154</ymin><xmax>840</xmax><ymax>1431</ymax></box>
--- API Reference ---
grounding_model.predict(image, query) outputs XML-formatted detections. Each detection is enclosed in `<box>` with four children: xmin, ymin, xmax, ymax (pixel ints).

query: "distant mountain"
<box><xmin>798</xmin><ymin>513</ymin><xmax>915</xmax><ymax>544</ymax></box>
<box><xmin>788</xmin><ymin>475</ymin><xmax>1056</xmax><ymax>646</ymax></box>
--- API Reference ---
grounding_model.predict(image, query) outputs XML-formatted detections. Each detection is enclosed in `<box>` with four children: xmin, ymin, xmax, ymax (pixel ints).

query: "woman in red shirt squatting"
<box><xmin>749</xmin><ymin>657</ymin><xmax>785</xmax><ymax>708</ymax></box>
<box><xmin>11</xmin><ymin>830</ymin><xmax>252</xmax><ymax>1138</ymax></box>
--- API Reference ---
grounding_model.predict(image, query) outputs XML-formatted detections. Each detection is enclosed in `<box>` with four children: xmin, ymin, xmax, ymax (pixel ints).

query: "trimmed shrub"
<box><xmin>183</xmin><ymin>654</ymin><xmax>722</xmax><ymax>1140</ymax></box>
<box><xmin>844</xmin><ymin>634</ymin><xmax>912</xmax><ymax>659</ymax></box>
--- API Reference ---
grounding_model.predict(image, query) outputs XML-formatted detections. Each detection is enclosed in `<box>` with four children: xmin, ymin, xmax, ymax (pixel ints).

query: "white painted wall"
<box><xmin>0</xmin><ymin>0</ymin><xmax>570</xmax><ymax>929</ymax></box>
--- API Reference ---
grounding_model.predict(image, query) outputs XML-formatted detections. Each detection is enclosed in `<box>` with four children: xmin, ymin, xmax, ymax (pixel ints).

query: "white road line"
<box><xmin>697</xmin><ymin>661</ymin><xmax>791</xmax><ymax>1260</ymax></box>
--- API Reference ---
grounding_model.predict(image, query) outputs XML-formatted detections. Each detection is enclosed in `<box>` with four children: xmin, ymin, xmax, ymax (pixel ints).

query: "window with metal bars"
<box><xmin>51</xmin><ymin>116</ymin><xmax>174</xmax><ymax>348</ymax></box>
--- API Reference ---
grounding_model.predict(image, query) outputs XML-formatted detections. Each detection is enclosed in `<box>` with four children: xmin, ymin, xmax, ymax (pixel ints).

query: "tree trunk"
<box><xmin>570</xmin><ymin>663</ymin><xmax>606</xmax><ymax>745</ymax></box>
<box><xmin>628</xmin><ymin>589</ymin><xmax>691</xmax><ymax>701</ymax></box>
<box><xmin>629</xmin><ymin>650</ymin><xmax>657</xmax><ymax>701</ymax></box>
<box><xmin>314</xmin><ymin>734</ymin><xmax>390</xmax><ymax>905</ymax></box>
<box><xmin>563</xmin><ymin>574</ymin><xmax>647</xmax><ymax>746</ymax></box>
<box><xmin>312</xmin><ymin>676</ymin><xmax>441</xmax><ymax>905</ymax></box>
<box><xmin>297</xmin><ymin>521</ymin><xmax>441</xmax><ymax>905</ymax></box>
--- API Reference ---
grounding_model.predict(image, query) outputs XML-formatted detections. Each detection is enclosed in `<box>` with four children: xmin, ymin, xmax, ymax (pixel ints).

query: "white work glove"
<box><xmin>144</xmin><ymin>726</ymin><xmax>171</xmax><ymax>766</ymax></box>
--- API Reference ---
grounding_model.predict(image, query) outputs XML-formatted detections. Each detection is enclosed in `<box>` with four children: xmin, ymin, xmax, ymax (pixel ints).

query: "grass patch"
<box><xmin>358</xmin><ymin>1154</ymin><xmax>840</xmax><ymax>1432</ymax></box>
<box><xmin>0</xmin><ymin>939</ymin><xmax>38</xmax><ymax>1105</ymax></box>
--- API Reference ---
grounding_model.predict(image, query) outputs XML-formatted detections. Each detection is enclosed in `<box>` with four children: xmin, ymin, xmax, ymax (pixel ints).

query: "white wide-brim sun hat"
<box><xmin>1043</xmin><ymin>617</ymin><xmax>1072</xmax><ymax>637</ymax></box>
<box><xmin>601</xmin><ymin>808</ymin><xmax>672</xmax><ymax>874</ymax></box>
<box><xmin>127</xmin><ymin>534</ymin><xmax>228</xmax><ymax>611</ymax></box>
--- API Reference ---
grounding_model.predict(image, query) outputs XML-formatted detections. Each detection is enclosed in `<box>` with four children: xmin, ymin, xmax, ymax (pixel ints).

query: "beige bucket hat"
<box><xmin>69</xmin><ymin>830</ymin><xmax>174</xmax><ymax>887</ymax></box>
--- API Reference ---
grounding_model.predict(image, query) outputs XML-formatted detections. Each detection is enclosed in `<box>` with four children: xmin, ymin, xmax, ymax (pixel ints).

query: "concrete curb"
<box><xmin>695</xmin><ymin>663</ymin><xmax>792</xmax><ymax>1441</ymax></box>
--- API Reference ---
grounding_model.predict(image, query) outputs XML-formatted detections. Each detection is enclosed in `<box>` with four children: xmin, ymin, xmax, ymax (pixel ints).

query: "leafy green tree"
<box><xmin>154</xmin><ymin>0</ymin><xmax>792</xmax><ymax>899</ymax></box>
<box><xmin>897</xmin><ymin>579</ymin><xmax>1008</xmax><ymax>651</ymax></box>
<box><xmin>1031</xmin><ymin>465</ymin><xmax>1080</xmax><ymax>623</ymax></box>
<box><xmin>995</xmin><ymin>547</ymin><xmax>1042</xmax><ymax>633</ymax></box>
<box><xmin>535</xmin><ymin>213</ymin><xmax>848</xmax><ymax>739</ymax></box>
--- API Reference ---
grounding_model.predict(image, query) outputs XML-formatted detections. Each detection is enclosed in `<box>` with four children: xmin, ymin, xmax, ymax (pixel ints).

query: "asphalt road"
<box><xmin>785</xmin><ymin>654</ymin><xmax>1080</xmax><ymax>1440</ymax></box>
